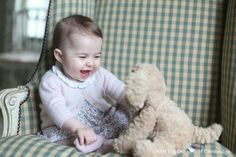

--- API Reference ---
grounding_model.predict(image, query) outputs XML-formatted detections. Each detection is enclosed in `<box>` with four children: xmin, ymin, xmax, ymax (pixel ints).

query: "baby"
<box><xmin>38</xmin><ymin>14</ymin><xmax>133</xmax><ymax>154</ymax></box>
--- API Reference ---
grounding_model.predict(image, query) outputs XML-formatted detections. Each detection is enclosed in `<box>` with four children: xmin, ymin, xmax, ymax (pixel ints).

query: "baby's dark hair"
<box><xmin>52</xmin><ymin>15</ymin><xmax>103</xmax><ymax>51</ymax></box>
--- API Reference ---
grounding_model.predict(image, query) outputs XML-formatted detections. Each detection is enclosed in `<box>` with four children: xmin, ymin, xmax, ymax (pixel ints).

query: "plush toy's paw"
<box><xmin>133</xmin><ymin>140</ymin><xmax>154</xmax><ymax>157</ymax></box>
<box><xmin>114</xmin><ymin>138</ymin><xmax>134</xmax><ymax>154</ymax></box>
<box><xmin>133</xmin><ymin>139</ymin><xmax>177</xmax><ymax>157</ymax></box>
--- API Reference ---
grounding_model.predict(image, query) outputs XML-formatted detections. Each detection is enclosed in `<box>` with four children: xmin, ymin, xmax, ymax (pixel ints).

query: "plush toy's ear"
<box><xmin>153</xmin><ymin>69</ymin><xmax>166</xmax><ymax>96</ymax></box>
<box><xmin>125</xmin><ymin>71</ymin><xmax>149</xmax><ymax>110</ymax></box>
<box><xmin>142</xmin><ymin>63</ymin><xmax>166</xmax><ymax>96</ymax></box>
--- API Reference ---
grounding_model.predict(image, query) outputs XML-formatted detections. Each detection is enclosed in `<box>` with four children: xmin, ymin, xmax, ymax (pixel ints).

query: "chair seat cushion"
<box><xmin>0</xmin><ymin>134</ymin><xmax>234</xmax><ymax>157</ymax></box>
<box><xmin>0</xmin><ymin>135</ymin><xmax>91</xmax><ymax>157</ymax></box>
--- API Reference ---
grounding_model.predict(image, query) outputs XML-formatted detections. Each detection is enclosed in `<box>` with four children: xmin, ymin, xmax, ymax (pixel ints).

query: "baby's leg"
<box><xmin>74</xmin><ymin>135</ymin><xmax>105</xmax><ymax>153</ymax></box>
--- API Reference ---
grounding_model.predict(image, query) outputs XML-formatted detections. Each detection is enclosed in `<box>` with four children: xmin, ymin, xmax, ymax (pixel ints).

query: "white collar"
<box><xmin>51</xmin><ymin>63</ymin><xmax>95</xmax><ymax>89</ymax></box>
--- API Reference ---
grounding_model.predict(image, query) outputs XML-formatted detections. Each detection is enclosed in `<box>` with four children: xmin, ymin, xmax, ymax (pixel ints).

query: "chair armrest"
<box><xmin>0</xmin><ymin>86</ymin><xmax>29</xmax><ymax>137</ymax></box>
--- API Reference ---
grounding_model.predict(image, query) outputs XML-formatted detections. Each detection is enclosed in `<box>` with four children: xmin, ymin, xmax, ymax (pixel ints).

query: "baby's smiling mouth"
<box><xmin>80</xmin><ymin>70</ymin><xmax>92</xmax><ymax>78</ymax></box>
<box><xmin>80</xmin><ymin>70</ymin><xmax>90</xmax><ymax>74</ymax></box>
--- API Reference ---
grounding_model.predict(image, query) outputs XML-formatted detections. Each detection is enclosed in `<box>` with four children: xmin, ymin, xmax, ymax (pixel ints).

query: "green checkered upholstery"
<box><xmin>18</xmin><ymin>83</ymin><xmax>41</xmax><ymax>135</ymax></box>
<box><xmin>221</xmin><ymin>0</ymin><xmax>236</xmax><ymax>153</ymax></box>
<box><xmin>1</xmin><ymin>0</ymin><xmax>235</xmax><ymax>156</ymax></box>
<box><xmin>0</xmin><ymin>135</ymin><xmax>233</xmax><ymax>157</ymax></box>
<box><xmin>0</xmin><ymin>135</ymin><xmax>102</xmax><ymax>157</ymax></box>
<box><xmin>96</xmin><ymin>0</ymin><xmax>223</xmax><ymax>126</ymax></box>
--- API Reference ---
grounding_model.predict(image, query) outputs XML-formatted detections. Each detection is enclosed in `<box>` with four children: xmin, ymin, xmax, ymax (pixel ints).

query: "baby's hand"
<box><xmin>75</xmin><ymin>126</ymin><xmax>97</xmax><ymax>145</ymax></box>
<box><xmin>74</xmin><ymin>135</ymin><xmax>105</xmax><ymax>153</ymax></box>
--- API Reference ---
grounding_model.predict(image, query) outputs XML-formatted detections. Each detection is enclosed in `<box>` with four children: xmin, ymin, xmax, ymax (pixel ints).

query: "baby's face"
<box><xmin>61</xmin><ymin>34</ymin><xmax>102</xmax><ymax>82</ymax></box>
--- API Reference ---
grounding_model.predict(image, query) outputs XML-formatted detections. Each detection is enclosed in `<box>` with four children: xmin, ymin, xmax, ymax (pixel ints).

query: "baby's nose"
<box><xmin>86</xmin><ymin>59</ymin><xmax>94</xmax><ymax>67</ymax></box>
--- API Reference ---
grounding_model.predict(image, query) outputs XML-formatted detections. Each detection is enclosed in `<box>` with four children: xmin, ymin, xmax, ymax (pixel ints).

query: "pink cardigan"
<box><xmin>39</xmin><ymin>66</ymin><xmax>126</xmax><ymax>129</ymax></box>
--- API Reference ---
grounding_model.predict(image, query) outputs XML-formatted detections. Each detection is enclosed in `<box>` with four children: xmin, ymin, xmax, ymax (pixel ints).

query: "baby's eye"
<box><xmin>95</xmin><ymin>55</ymin><xmax>101</xmax><ymax>59</ymax></box>
<box><xmin>78</xmin><ymin>55</ymin><xmax>87</xmax><ymax>59</ymax></box>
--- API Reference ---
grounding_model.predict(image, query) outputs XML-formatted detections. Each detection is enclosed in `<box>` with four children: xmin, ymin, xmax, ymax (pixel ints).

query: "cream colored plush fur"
<box><xmin>114</xmin><ymin>63</ymin><xmax>223</xmax><ymax>157</ymax></box>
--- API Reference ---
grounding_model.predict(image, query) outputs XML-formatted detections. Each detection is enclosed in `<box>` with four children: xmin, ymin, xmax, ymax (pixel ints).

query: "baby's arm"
<box><xmin>62</xmin><ymin>117</ymin><xmax>97</xmax><ymax>145</ymax></box>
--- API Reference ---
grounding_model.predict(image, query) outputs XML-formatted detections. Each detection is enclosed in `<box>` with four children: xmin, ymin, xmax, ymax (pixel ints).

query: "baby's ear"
<box><xmin>53</xmin><ymin>48</ymin><xmax>63</xmax><ymax>63</ymax></box>
<box><xmin>125</xmin><ymin>72</ymin><xmax>149</xmax><ymax>109</ymax></box>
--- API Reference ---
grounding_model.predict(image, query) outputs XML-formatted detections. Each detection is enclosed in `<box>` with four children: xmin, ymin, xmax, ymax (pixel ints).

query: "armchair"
<box><xmin>0</xmin><ymin>0</ymin><xmax>235</xmax><ymax>156</ymax></box>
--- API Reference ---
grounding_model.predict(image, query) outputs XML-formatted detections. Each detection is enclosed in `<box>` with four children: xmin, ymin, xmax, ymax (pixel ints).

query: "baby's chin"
<box><xmin>76</xmin><ymin>74</ymin><xmax>93</xmax><ymax>82</ymax></box>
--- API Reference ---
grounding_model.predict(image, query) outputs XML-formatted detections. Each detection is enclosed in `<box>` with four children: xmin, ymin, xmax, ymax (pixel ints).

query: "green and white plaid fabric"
<box><xmin>221</xmin><ymin>0</ymin><xmax>236</xmax><ymax>153</ymax></box>
<box><xmin>0</xmin><ymin>135</ymin><xmax>234</xmax><ymax>157</ymax></box>
<box><xmin>18</xmin><ymin>83</ymin><xmax>41</xmax><ymax>135</ymax></box>
<box><xmin>2</xmin><ymin>0</ymin><xmax>234</xmax><ymax>156</ymax></box>
<box><xmin>0</xmin><ymin>135</ymin><xmax>93</xmax><ymax>157</ymax></box>
<box><xmin>96</xmin><ymin>0</ymin><xmax>223</xmax><ymax>126</ymax></box>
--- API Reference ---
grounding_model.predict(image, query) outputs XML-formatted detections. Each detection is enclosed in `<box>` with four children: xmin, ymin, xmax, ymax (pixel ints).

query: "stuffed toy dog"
<box><xmin>114</xmin><ymin>63</ymin><xmax>223</xmax><ymax>157</ymax></box>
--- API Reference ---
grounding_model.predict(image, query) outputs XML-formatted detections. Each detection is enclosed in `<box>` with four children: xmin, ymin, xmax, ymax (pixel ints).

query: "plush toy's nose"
<box><xmin>131</xmin><ymin>64</ymin><xmax>140</xmax><ymax>72</ymax></box>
